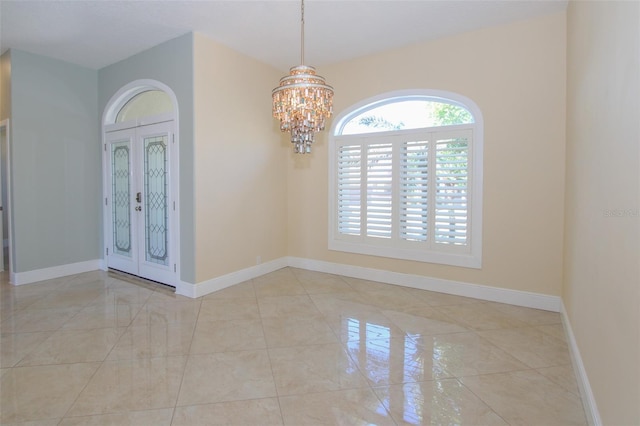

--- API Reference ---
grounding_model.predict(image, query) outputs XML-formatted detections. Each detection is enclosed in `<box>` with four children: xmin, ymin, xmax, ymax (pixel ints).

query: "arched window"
<box><xmin>328</xmin><ymin>90</ymin><xmax>483</xmax><ymax>268</ymax></box>
<box><xmin>115</xmin><ymin>90</ymin><xmax>174</xmax><ymax>123</ymax></box>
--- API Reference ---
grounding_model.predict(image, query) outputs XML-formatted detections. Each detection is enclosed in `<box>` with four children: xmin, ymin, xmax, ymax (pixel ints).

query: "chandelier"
<box><xmin>272</xmin><ymin>0</ymin><xmax>334</xmax><ymax>154</ymax></box>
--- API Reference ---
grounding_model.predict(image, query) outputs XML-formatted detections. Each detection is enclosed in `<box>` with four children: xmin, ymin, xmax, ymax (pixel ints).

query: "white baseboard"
<box><xmin>175</xmin><ymin>257</ymin><xmax>289</xmax><ymax>298</ymax></box>
<box><xmin>11</xmin><ymin>260</ymin><xmax>103</xmax><ymax>286</ymax></box>
<box><xmin>561</xmin><ymin>302</ymin><xmax>602</xmax><ymax>426</ymax></box>
<box><xmin>180</xmin><ymin>256</ymin><xmax>560</xmax><ymax>312</ymax></box>
<box><xmin>287</xmin><ymin>257</ymin><xmax>561</xmax><ymax>312</ymax></box>
<box><xmin>11</xmin><ymin>256</ymin><xmax>561</xmax><ymax>313</ymax></box>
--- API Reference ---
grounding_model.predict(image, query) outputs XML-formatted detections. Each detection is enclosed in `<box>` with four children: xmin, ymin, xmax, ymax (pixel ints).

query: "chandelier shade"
<box><xmin>272</xmin><ymin>0</ymin><xmax>334</xmax><ymax>154</ymax></box>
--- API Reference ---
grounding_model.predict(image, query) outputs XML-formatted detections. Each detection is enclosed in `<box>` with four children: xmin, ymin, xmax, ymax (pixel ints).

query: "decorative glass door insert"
<box><xmin>112</xmin><ymin>142</ymin><xmax>132</xmax><ymax>257</ymax></box>
<box><xmin>144</xmin><ymin>135</ymin><xmax>169</xmax><ymax>266</ymax></box>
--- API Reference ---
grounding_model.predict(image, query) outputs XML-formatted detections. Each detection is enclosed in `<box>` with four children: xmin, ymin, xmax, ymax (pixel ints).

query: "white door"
<box><xmin>105</xmin><ymin>120</ymin><xmax>177</xmax><ymax>285</ymax></box>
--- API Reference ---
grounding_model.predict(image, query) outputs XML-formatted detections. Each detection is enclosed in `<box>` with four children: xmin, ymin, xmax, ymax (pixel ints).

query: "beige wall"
<box><xmin>0</xmin><ymin>51</ymin><xmax>10</xmax><ymax>121</ymax></box>
<box><xmin>288</xmin><ymin>12</ymin><xmax>567</xmax><ymax>296</ymax></box>
<box><xmin>193</xmin><ymin>33</ymin><xmax>288</xmax><ymax>282</ymax></box>
<box><xmin>565</xmin><ymin>1</ymin><xmax>640</xmax><ymax>424</ymax></box>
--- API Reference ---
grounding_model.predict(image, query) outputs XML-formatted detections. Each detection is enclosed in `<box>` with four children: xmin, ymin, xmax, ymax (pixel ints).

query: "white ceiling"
<box><xmin>0</xmin><ymin>0</ymin><xmax>567</xmax><ymax>71</ymax></box>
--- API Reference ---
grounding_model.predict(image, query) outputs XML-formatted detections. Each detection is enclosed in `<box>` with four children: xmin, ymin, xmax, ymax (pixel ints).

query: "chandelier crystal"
<box><xmin>272</xmin><ymin>0</ymin><xmax>334</xmax><ymax>154</ymax></box>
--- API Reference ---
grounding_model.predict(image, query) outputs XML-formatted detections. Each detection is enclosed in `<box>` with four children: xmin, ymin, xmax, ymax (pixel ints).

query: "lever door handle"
<box><xmin>136</xmin><ymin>192</ymin><xmax>142</xmax><ymax>203</ymax></box>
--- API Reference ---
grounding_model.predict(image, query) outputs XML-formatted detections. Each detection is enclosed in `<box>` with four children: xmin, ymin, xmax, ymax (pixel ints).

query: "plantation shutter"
<box><xmin>366</xmin><ymin>143</ymin><xmax>393</xmax><ymax>238</ymax></box>
<box><xmin>337</xmin><ymin>144</ymin><xmax>362</xmax><ymax>236</ymax></box>
<box><xmin>399</xmin><ymin>140</ymin><xmax>429</xmax><ymax>241</ymax></box>
<box><xmin>434</xmin><ymin>135</ymin><xmax>469</xmax><ymax>245</ymax></box>
<box><xmin>334</xmin><ymin>130</ymin><xmax>473</xmax><ymax>254</ymax></box>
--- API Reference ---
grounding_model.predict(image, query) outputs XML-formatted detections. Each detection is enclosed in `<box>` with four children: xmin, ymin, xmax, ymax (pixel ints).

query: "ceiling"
<box><xmin>0</xmin><ymin>0</ymin><xmax>567</xmax><ymax>72</ymax></box>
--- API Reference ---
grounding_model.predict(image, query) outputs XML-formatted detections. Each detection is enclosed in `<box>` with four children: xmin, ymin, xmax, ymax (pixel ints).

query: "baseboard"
<box><xmin>10</xmin><ymin>256</ymin><xmax>561</xmax><ymax>314</ymax></box>
<box><xmin>175</xmin><ymin>257</ymin><xmax>289</xmax><ymax>298</ymax></box>
<box><xmin>561</xmin><ymin>302</ymin><xmax>602</xmax><ymax>426</ymax></box>
<box><xmin>183</xmin><ymin>256</ymin><xmax>560</xmax><ymax>312</ymax></box>
<box><xmin>287</xmin><ymin>257</ymin><xmax>561</xmax><ymax>312</ymax></box>
<box><xmin>11</xmin><ymin>259</ymin><xmax>103</xmax><ymax>286</ymax></box>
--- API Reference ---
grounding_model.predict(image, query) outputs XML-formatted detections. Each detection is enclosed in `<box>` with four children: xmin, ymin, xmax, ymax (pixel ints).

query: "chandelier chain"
<box><xmin>300</xmin><ymin>0</ymin><xmax>305</xmax><ymax>65</ymax></box>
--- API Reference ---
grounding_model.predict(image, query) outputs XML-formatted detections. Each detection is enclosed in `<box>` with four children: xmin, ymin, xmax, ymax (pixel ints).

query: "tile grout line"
<box><xmin>255</xmin><ymin>276</ymin><xmax>288</xmax><ymax>426</ymax></box>
<box><xmin>56</xmin><ymin>273</ymin><xmax>153</xmax><ymax>423</ymax></box>
<box><xmin>168</xmin><ymin>288</ymin><xmax>203</xmax><ymax>425</ymax></box>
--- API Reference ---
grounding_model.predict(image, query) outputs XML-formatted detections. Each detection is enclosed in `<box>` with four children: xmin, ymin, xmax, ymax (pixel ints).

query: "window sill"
<box><xmin>328</xmin><ymin>239</ymin><xmax>482</xmax><ymax>269</ymax></box>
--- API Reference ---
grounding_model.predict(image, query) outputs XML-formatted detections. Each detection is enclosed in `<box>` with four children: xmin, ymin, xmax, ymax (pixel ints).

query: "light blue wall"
<box><xmin>98</xmin><ymin>33</ymin><xmax>195</xmax><ymax>283</ymax></box>
<box><xmin>10</xmin><ymin>50</ymin><xmax>100</xmax><ymax>272</ymax></box>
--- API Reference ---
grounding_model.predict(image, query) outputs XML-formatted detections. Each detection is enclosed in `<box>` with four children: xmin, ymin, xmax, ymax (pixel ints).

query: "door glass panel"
<box><xmin>112</xmin><ymin>142</ymin><xmax>131</xmax><ymax>257</ymax></box>
<box><xmin>144</xmin><ymin>135</ymin><xmax>169</xmax><ymax>266</ymax></box>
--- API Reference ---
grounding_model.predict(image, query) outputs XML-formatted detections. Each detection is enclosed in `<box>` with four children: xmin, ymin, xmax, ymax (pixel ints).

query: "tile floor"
<box><xmin>0</xmin><ymin>267</ymin><xmax>587</xmax><ymax>425</ymax></box>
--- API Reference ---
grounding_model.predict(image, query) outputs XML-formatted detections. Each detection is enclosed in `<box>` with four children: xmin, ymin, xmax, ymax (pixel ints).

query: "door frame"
<box><xmin>102</xmin><ymin>80</ymin><xmax>180</xmax><ymax>287</ymax></box>
<box><xmin>0</xmin><ymin>119</ymin><xmax>14</xmax><ymax>278</ymax></box>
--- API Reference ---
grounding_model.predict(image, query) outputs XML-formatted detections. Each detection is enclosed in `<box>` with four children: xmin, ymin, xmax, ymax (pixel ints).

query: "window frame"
<box><xmin>328</xmin><ymin>90</ymin><xmax>483</xmax><ymax>268</ymax></box>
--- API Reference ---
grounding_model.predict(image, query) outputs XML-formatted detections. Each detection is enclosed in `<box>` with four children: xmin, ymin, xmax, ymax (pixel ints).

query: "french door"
<box><xmin>104</xmin><ymin>120</ymin><xmax>177</xmax><ymax>285</ymax></box>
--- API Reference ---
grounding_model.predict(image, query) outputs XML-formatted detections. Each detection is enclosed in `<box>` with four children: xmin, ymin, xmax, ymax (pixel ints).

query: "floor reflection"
<box><xmin>343</xmin><ymin>316</ymin><xmax>472</xmax><ymax>425</ymax></box>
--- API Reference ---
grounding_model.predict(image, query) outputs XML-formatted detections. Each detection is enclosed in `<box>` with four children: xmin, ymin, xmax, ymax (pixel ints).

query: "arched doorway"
<box><xmin>102</xmin><ymin>80</ymin><xmax>180</xmax><ymax>287</ymax></box>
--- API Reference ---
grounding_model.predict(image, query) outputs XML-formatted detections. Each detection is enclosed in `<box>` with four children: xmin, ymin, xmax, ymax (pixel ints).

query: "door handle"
<box><xmin>136</xmin><ymin>192</ymin><xmax>142</xmax><ymax>203</ymax></box>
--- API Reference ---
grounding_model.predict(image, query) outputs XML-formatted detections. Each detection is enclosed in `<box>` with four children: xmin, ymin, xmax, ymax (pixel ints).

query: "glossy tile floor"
<box><xmin>0</xmin><ymin>268</ymin><xmax>587</xmax><ymax>425</ymax></box>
